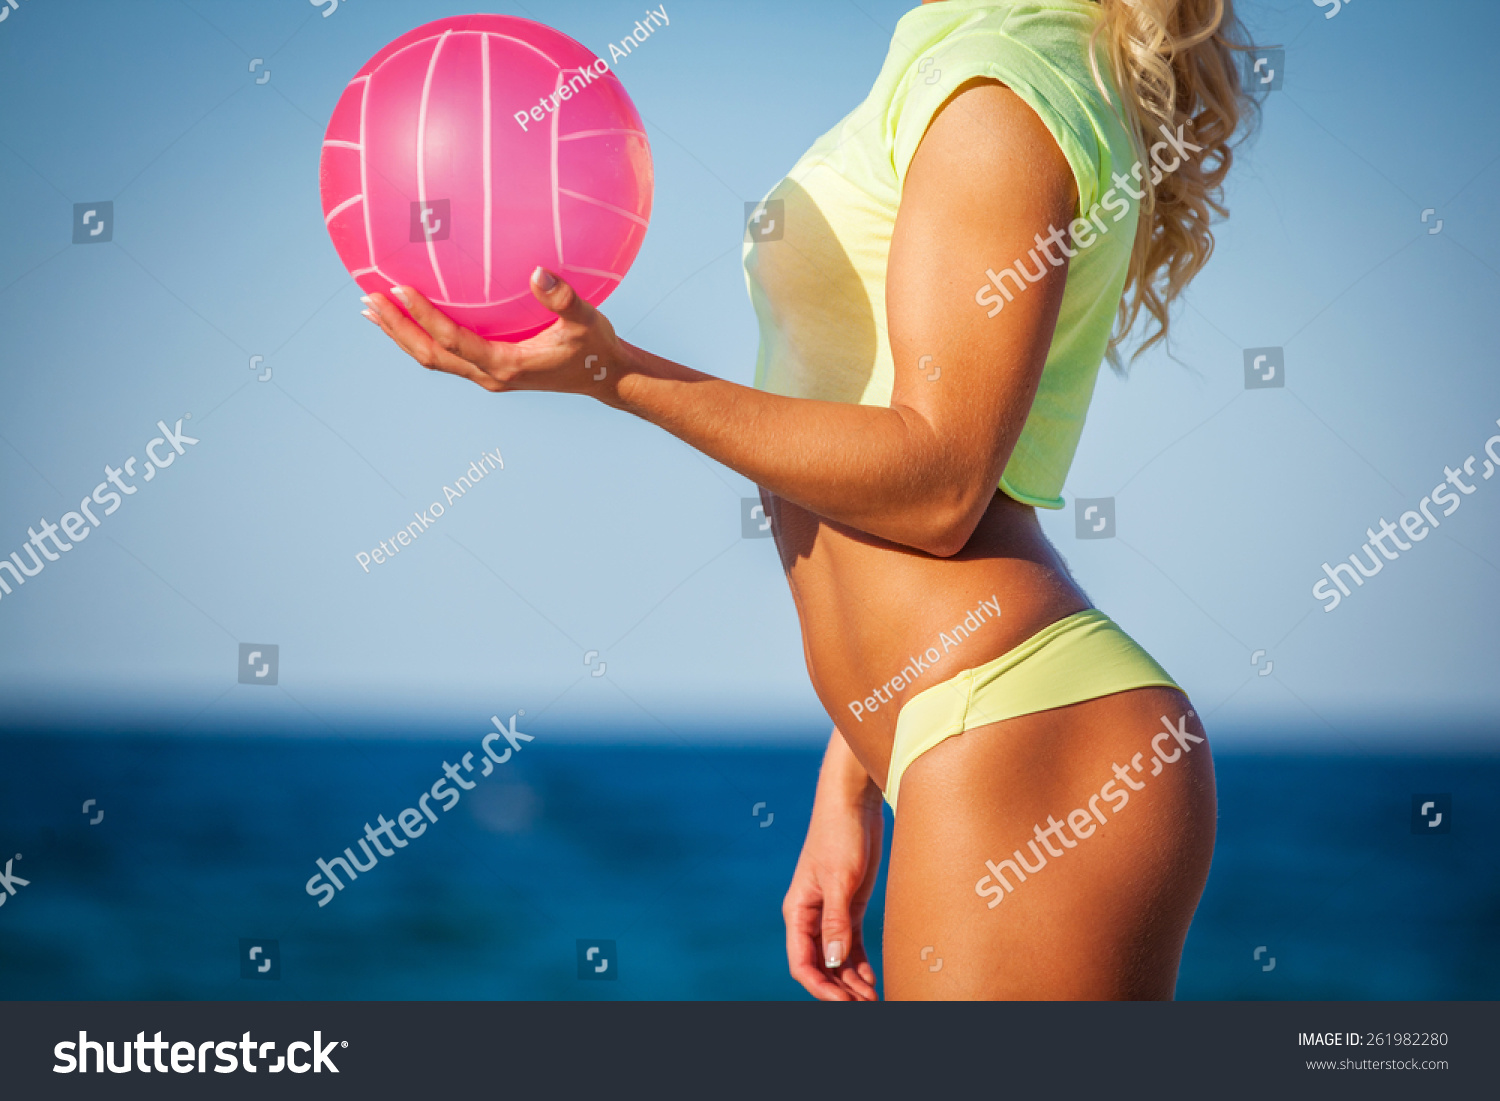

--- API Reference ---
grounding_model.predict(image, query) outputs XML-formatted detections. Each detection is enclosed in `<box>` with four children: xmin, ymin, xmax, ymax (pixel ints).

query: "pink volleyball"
<box><xmin>320</xmin><ymin>15</ymin><xmax>654</xmax><ymax>342</ymax></box>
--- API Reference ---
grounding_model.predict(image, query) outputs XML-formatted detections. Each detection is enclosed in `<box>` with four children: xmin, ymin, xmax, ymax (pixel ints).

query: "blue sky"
<box><xmin>1</xmin><ymin>0</ymin><xmax>1497</xmax><ymax>749</ymax></box>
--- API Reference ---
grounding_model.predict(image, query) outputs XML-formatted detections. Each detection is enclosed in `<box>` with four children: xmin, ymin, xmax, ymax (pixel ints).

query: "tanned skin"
<box><xmin>363</xmin><ymin>59</ymin><xmax>1216</xmax><ymax>1001</ymax></box>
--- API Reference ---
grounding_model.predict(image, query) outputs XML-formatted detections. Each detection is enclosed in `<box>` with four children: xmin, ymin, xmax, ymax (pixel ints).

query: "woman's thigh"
<box><xmin>882</xmin><ymin>687</ymin><xmax>1215</xmax><ymax>1000</ymax></box>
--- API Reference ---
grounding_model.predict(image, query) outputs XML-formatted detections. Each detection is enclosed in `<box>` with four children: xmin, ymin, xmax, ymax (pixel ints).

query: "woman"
<box><xmin>363</xmin><ymin>0</ymin><xmax>1252</xmax><ymax>999</ymax></box>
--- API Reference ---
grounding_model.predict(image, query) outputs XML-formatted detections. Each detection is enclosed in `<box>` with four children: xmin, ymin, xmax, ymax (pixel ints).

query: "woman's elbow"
<box><xmin>912</xmin><ymin>493</ymin><xmax>988</xmax><ymax>559</ymax></box>
<box><xmin>919</xmin><ymin>524</ymin><xmax>977</xmax><ymax>559</ymax></box>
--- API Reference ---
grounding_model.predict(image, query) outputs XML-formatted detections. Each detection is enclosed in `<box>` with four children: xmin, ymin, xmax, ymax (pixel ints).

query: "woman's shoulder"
<box><xmin>882</xmin><ymin>1</ymin><xmax>1110</xmax><ymax>75</ymax></box>
<box><xmin>879</xmin><ymin>1</ymin><xmax>1134</xmax><ymax>208</ymax></box>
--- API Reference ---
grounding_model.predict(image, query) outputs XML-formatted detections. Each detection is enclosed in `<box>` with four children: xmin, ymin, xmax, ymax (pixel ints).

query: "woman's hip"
<box><xmin>881</xmin><ymin>686</ymin><xmax>1216</xmax><ymax>1000</ymax></box>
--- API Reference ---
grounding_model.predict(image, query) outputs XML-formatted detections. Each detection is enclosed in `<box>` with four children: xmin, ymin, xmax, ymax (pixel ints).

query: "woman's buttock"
<box><xmin>765</xmin><ymin>488</ymin><xmax>1091</xmax><ymax>784</ymax></box>
<box><xmin>882</xmin><ymin>687</ymin><xmax>1217</xmax><ymax>1000</ymax></box>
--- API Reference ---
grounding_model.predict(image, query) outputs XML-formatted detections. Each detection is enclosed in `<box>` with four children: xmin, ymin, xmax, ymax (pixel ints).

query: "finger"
<box><xmin>361</xmin><ymin>298</ymin><xmax>489</xmax><ymax>386</ymax></box>
<box><xmin>530</xmin><ymin>266</ymin><xmax>598</xmax><ymax>328</ymax></box>
<box><xmin>784</xmin><ymin>900</ymin><xmax>853</xmax><ymax>1002</ymax></box>
<box><xmin>387</xmin><ymin>285</ymin><xmax>514</xmax><ymax>374</ymax></box>
<box><xmin>787</xmin><ymin>928</ymin><xmax>852</xmax><ymax>1002</ymax></box>
<box><xmin>835</xmin><ymin>950</ymin><xmax>879</xmax><ymax>1001</ymax></box>
<box><xmin>819</xmin><ymin>893</ymin><xmax>878</xmax><ymax>1000</ymax></box>
<box><xmin>362</xmin><ymin>295</ymin><xmax>503</xmax><ymax>391</ymax></box>
<box><xmin>819</xmin><ymin>888</ymin><xmax>855</xmax><ymax>973</ymax></box>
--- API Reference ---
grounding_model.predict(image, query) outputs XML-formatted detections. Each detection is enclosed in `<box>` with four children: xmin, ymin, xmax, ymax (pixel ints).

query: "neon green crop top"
<box><xmin>742</xmin><ymin>0</ymin><xmax>1142</xmax><ymax>509</ymax></box>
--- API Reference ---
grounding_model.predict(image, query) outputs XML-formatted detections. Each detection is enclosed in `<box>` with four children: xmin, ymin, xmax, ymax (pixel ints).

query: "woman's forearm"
<box><xmin>817</xmin><ymin>725</ymin><xmax>883</xmax><ymax>811</ymax></box>
<box><xmin>610</xmin><ymin>343</ymin><xmax>985</xmax><ymax>556</ymax></box>
<box><xmin>368</xmin><ymin>77</ymin><xmax>1074</xmax><ymax>557</ymax></box>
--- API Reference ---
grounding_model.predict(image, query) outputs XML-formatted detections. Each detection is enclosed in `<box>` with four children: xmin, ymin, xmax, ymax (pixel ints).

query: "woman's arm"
<box><xmin>783</xmin><ymin>725</ymin><xmax>884</xmax><ymax>1001</ymax></box>
<box><xmin>364</xmin><ymin>80</ymin><xmax>1077</xmax><ymax>556</ymax></box>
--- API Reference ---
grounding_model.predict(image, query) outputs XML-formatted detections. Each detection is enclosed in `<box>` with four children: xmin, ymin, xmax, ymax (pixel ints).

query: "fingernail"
<box><xmin>389</xmin><ymin>286</ymin><xmax>409</xmax><ymax>305</ymax></box>
<box><xmin>825</xmin><ymin>941</ymin><xmax>844</xmax><ymax>969</ymax></box>
<box><xmin>532</xmin><ymin>267</ymin><xmax>557</xmax><ymax>291</ymax></box>
<box><xmin>359</xmin><ymin>295</ymin><xmax>374</xmax><ymax>307</ymax></box>
<box><xmin>361</xmin><ymin>309</ymin><xmax>377</xmax><ymax>323</ymax></box>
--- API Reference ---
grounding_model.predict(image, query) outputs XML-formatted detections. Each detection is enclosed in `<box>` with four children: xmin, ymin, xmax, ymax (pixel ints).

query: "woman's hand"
<box><xmin>360</xmin><ymin>267</ymin><xmax>636</xmax><ymax>406</ymax></box>
<box><xmin>784</xmin><ymin>729</ymin><xmax>885</xmax><ymax>1001</ymax></box>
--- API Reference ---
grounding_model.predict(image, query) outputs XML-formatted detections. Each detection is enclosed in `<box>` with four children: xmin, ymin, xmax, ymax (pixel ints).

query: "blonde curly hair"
<box><xmin>1090</xmin><ymin>0</ymin><xmax>1258</xmax><ymax>364</ymax></box>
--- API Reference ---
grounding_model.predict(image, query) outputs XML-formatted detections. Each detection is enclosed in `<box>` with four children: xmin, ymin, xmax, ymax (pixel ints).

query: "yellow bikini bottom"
<box><xmin>883</xmin><ymin>609</ymin><xmax>1181</xmax><ymax>813</ymax></box>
